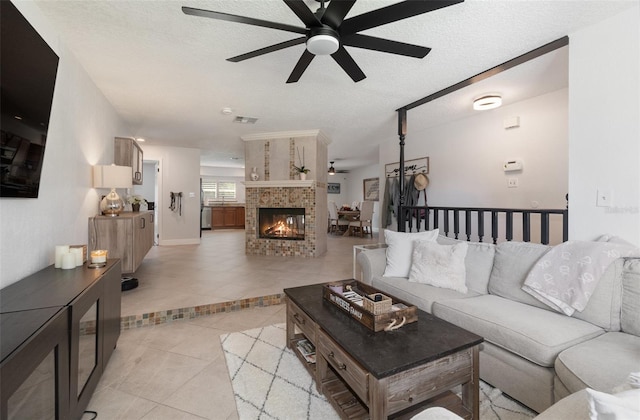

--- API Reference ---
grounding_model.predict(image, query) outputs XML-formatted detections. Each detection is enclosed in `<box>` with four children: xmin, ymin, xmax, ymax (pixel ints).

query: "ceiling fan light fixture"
<box><xmin>473</xmin><ymin>94</ymin><xmax>502</xmax><ymax>111</ymax></box>
<box><xmin>307</xmin><ymin>34</ymin><xmax>339</xmax><ymax>55</ymax></box>
<box><xmin>328</xmin><ymin>161</ymin><xmax>336</xmax><ymax>175</ymax></box>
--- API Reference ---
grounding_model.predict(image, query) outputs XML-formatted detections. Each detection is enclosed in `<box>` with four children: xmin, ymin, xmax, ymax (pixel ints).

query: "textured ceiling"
<box><xmin>34</xmin><ymin>0</ymin><xmax>635</xmax><ymax>170</ymax></box>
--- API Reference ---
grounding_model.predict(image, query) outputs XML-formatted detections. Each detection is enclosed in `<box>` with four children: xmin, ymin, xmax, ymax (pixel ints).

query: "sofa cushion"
<box><xmin>408</xmin><ymin>241</ymin><xmax>468</xmax><ymax>293</ymax></box>
<box><xmin>621</xmin><ymin>258</ymin><xmax>640</xmax><ymax>336</ymax></box>
<box><xmin>488</xmin><ymin>241</ymin><xmax>551</xmax><ymax>310</ymax></box>
<box><xmin>555</xmin><ymin>332</ymin><xmax>640</xmax><ymax>393</ymax></box>
<box><xmin>570</xmin><ymin>258</ymin><xmax>623</xmax><ymax>331</ymax></box>
<box><xmin>433</xmin><ymin>294</ymin><xmax>604</xmax><ymax>367</ymax></box>
<box><xmin>436</xmin><ymin>236</ymin><xmax>495</xmax><ymax>294</ymax></box>
<box><xmin>371</xmin><ymin>276</ymin><xmax>479</xmax><ymax>314</ymax></box>
<box><xmin>383</xmin><ymin>229</ymin><xmax>439</xmax><ymax>278</ymax></box>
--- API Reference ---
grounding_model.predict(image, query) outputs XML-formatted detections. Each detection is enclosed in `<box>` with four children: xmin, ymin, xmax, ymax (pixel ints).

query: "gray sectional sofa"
<box><xmin>356</xmin><ymin>235</ymin><xmax>640</xmax><ymax>413</ymax></box>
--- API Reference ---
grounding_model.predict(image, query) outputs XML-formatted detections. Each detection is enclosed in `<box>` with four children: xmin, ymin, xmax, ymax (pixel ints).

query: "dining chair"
<box><xmin>349</xmin><ymin>200</ymin><xmax>374</xmax><ymax>237</ymax></box>
<box><xmin>328</xmin><ymin>202</ymin><xmax>348</xmax><ymax>234</ymax></box>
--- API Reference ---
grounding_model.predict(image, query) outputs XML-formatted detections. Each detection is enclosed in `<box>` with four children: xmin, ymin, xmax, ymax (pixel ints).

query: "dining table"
<box><xmin>337</xmin><ymin>209</ymin><xmax>360</xmax><ymax>236</ymax></box>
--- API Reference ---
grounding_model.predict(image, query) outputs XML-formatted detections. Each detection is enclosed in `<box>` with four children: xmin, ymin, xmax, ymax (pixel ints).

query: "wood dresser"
<box><xmin>284</xmin><ymin>282</ymin><xmax>483</xmax><ymax>420</ymax></box>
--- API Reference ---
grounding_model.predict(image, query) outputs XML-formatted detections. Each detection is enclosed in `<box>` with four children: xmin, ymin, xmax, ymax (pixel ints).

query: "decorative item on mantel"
<box><xmin>293</xmin><ymin>147</ymin><xmax>310</xmax><ymax>180</ymax></box>
<box><xmin>250</xmin><ymin>167</ymin><xmax>260</xmax><ymax>181</ymax></box>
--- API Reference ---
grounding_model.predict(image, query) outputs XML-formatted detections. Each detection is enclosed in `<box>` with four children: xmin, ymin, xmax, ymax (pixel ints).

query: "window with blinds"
<box><xmin>202</xmin><ymin>179</ymin><xmax>236</xmax><ymax>203</ymax></box>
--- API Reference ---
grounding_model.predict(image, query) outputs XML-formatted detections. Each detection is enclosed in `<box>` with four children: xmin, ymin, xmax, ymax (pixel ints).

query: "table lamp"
<box><xmin>93</xmin><ymin>164</ymin><xmax>132</xmax><ymax>216</ymax></box>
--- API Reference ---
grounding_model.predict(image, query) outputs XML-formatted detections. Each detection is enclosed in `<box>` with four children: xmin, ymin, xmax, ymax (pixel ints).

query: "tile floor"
<box><xmin>84</xmin><ymin>229</ymin><xmax>380</xmax><ymax>419</ymax></box>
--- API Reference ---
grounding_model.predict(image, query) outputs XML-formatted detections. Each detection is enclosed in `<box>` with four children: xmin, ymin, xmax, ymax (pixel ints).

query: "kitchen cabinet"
<box><xmin>211</xmin><ymin>206</ymin><xmax>245</xmax><ymax>229</ymax></box>
<box><xmin>114</xmin><ymin>137</ymin><xmax>143</xmax><ymax>185</ymax></box>
<box><xmin>88</xmin><ymin>211</ymin><xmax>154</xmax><ymax>273</ymax></box>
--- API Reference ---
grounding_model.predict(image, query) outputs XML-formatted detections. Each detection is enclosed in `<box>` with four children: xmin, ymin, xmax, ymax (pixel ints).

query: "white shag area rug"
<box><xmin>220</xmin><ymin>324</ymin><xmax>536</xmax><ymax>420</ymax></box>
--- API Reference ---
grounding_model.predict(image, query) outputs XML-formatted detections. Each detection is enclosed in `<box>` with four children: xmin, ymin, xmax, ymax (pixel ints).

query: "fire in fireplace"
<box><xmin>258</xmin><ymin>208</ymin><xmax>305</xmax><ymax>240</ymax></box>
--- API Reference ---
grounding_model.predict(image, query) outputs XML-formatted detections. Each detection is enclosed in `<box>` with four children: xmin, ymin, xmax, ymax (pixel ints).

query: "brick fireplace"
<box><xmin>243</xmin><ymin>130</ymin><xmax>329</xmax><ymax>257</ymax></box>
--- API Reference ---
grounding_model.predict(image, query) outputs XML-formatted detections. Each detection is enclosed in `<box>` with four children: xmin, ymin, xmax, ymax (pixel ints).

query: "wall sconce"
<box><xmin>473</xmin><ymin>94</ymin><xmax>502</xmax><ymax>111</ymax></box>
<box><xmin>93</xmin><ymin>165</ymin><xmax>132</xmax><ymax>216</ymax></box>
<box><xmin>328</xmin><ymin>161</ymin><xmax>336</xmax><ymax>175</ymax></box>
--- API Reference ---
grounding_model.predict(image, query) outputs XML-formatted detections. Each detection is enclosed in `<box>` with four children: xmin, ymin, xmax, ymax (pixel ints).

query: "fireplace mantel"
<box><xmin>245</xmin><ymin>180</ymin><xmax>315</xmax><ymax>188</ymax></box>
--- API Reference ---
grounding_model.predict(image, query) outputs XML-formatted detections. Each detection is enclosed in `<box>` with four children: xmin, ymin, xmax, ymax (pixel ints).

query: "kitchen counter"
<box><xmin>204</xmin><ymin>203</ymin><xmax>245</xmax><ymax>207</ymax></box>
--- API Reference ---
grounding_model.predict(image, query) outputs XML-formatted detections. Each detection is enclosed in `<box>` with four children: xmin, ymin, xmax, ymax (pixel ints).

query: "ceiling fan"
<box><xmin>182</xmin><ymin>0</ymin><xmax>464</xmax><ymax>83</ymax></box>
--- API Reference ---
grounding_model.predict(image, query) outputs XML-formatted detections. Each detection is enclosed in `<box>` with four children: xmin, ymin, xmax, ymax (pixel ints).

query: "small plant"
<box><xmin>293</xmin><ymin>147</ymin><xmax>310</xmax><ymax>174</ymax></box>
<box><xmin>127</xmin><ymin>195</ymin><xmax>147</xmax><ymax>205</ymax></box>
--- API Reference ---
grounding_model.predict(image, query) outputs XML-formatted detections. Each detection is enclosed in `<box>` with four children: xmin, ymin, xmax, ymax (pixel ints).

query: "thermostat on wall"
<box><xmin>503</xmin><ymin>159</ymin><xmax>523</xmax><ymax>172</ymax></box>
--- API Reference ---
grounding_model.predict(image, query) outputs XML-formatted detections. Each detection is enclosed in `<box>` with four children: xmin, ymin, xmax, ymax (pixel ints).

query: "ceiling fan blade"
<box><xmin>228</xmin><ymin>37</ymin><xmax>306</xmax><ymax>62</ymax></box>
<box><xmin>342</xmin><ymin>34</ymin><xmax>430</xmax><ymax>58</ymax></box>
<box><xmin>331</xmin><ymin>46</ymin><xmax>366</xmax><ymax>82</ymax></box>
<box><xmin>283</xmin><ymin>0</ymin><xmax>321</xmax><ymax>28</ymax></box>
<box><xmin>321</xmin><ymin>0</ymin><xmax>356</xmax><ymax>28</ymax></box>
<box><xmin>340</xmin><ymin>0</ymin><xmax>464</xmax><ymax>35</ymax></box>
<box><xmin>286</xmin><ymin>50</ymin><xmax>315</xmax><ymax>83</ymax></box>
<box><xmin>182</xmin><ymin>6</ymin><xmax>306</xmax><ymax>34</ymax></box>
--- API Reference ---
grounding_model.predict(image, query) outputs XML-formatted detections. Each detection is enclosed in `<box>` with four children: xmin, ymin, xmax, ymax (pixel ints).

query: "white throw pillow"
<box><xmin>383</xmin><ymin>229</ymin><xmax>439</xmax><ymax>278</ymax></box>
<box><xmin>586</xmin><ymin>388</ymin><xmax>640</xmax><ymax>419</ymax></box>
<box><xmin>408</xmin><ymin>241</ymin><xmax>469</xmax><ymax>293</ymax></box>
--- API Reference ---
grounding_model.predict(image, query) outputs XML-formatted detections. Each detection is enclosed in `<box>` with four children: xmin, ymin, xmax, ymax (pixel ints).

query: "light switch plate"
<box><xmin>507</xmin><ymin>178</ymin><xmax>518</xmax><ymax>188</ymax></box>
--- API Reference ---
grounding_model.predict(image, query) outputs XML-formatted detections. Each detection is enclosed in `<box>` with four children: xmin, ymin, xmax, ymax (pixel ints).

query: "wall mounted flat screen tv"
<box><xmin>1</xmin><ymin>1</ymin><xmax>59</xmax><ymax>198</ymax></box>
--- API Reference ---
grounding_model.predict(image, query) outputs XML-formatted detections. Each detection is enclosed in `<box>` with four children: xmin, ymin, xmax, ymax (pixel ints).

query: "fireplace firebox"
<box><xmin>258</xmin><ymin>208</ymin><xmax>305</xmax><ymax>240</ymax></box>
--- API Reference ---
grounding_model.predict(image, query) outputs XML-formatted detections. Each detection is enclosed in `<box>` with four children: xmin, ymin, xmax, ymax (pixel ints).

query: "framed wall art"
<box><xmin>327</xmin><ymin>183</ymin><xmax>341</xmax><ymax>194</ymax></box>
<box><xmin>363</xmin><ymin>177</ymin><xmax>380</xmax><ymax>201</ymax></box>
<box><xmin>384</xmin><ymin>157</ymin><xmax>429</xmax><ymax>178</ymax></box>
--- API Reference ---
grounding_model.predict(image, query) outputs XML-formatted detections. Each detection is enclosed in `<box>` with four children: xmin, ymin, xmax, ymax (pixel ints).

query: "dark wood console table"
<box><xmin>0</xmin><ymin>260</ymin><xmax>121</xmax><ymax>419</ymax></box>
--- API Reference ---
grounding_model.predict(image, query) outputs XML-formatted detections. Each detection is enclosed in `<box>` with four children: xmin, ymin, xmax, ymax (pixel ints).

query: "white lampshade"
<box><xmin>93</xmin><ymin>165</ymin><xmax>132</xmax><ymax>189</ymax></box>
<box><xmin>93</xmin><ymin>165</ymin><xmax>132</xmax><ymax>216</ymax></box>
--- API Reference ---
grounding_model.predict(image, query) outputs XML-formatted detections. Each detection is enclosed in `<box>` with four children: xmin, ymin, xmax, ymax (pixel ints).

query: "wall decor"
<box><xmin>327</xmin><ymin>183</ymin><xmax>341</xmax><ymax>194</ymax></box>
<box><xmin>363</xmin><ymin>178</ymin><xmax>380</xmax><ymax>201</ymax></box>
<box><xmin>385</xmin><ymin>157</ymin><xmax>429</xmax><ymax>178</ymax></box>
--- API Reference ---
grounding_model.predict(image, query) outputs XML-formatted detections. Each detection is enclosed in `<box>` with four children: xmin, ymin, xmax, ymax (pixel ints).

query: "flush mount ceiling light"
<box><xmin>473</xmin><ymin>94</ymin><xmax>502</xmax><ymax>111</ymax></box>
<box><xmin>135</xmin><ymin>137</ymin><xmax>145</xmax><ymax>142</ymax></box>
<box><xmin>221</xmin><ymin>107</ymin><xmax>233</xmax><ymax>115</ymax></box>
<box><xmin>328</xmin><ymin>161</ymin><xmax>336</xmax><ymax>175</ymax></box>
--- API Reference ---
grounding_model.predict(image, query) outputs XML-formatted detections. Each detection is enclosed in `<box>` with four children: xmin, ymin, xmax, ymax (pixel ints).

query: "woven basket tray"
<box><xmin>362</xmin><ymin>293</ymin><xmax>392</xmax><ymax>315</ymax></box>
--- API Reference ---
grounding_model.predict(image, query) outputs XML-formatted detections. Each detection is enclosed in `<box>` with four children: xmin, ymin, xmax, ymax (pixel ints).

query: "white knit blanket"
<box><xmin>522</xmin><ymin>241</ymin><xmax>639</xmax><ymax>316</ymax></box>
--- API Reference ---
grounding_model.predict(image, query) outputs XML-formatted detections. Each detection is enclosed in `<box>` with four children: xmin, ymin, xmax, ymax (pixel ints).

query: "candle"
<box><xmin>90</xmin><ymin>250</ymin><xmax>107</xmax><ymax>264</ymax></box>
<box><xmin>71</xmin><ymin>248</ymin><xmax>83</xmax><ymax>266</ymax></box>
<box><xmin>61</xmin><ymin>252</ymin><xmax>76</xmax><ymax>269</ymax></box>
<box><xmin>55</xmin><ymin>245</ymin><xmax>70</xmax><ymax>268</ymax></box>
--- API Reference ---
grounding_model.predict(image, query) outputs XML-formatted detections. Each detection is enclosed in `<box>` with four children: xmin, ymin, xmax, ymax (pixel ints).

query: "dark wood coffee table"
<box><xmin>285</xmin><ymin>281</ymin><xmax>483</xmax><ymax>420</ymax></box>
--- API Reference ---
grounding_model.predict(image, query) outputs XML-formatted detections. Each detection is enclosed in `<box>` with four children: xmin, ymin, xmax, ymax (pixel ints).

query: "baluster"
<box><xmin>506</xmin><ymin>211</ymin><xmax>513</xmax><ymax>241</ymax></box>
<box><xmin>433</xmin><ymin>208</ymin><xmax>438</xmax><ymax>232</ymax></box>
<box><xmin>541</xmin><ymin>212</ymin><xmax>550</xmax><ymax>244</ymax></box>
<box><xmin>443</xmin><ymin>210</ymin><xmax>450</xmax><ymax>237</ymax></box>
<box><xmin>562</xmin><ymin>210</ymin><xmax>569</xmax><ymax>242</ymax></box>
<box><xmin>453</xmin><ymin>210</ymin><xmax>460</xmax><ymax>240</ymax></box>
<box><xmin>415</xmin><ymin>208</ymin><xmax>422</xmax><ymax>232</ymax></box>
<box><xmin>477</xmin><ymin>211</ymin><xmax>485</xmax><ymax>242</ymax></box>
<box><xmin>465</xmin><ymin>210</ymin><xmax>472</xmax><ymax>241</ymax></box>
<box><xmin>491</xmin><ymin>211</ymin><xmax>498</xmax><ymax>244</ymax></box>
<box><xmin>522</xmin><ymin>212</ymin><xmax>531</xmax><ymax>242</ymax></box>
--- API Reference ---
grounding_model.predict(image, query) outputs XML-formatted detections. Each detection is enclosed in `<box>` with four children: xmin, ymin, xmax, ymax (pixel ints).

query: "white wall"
<box><xmin>0</xmin><ymin>2</ymin><xmax>129</xmax><ymax>288</ymax></box>
<box><xmin>143</xmin><ymin>145</ymin><xmax>201</xmax><ymax>245</ymax></box>
<box><xmin>568</xmin><ymin>5</ymin><xmax>640</xmax><ymax>246</ymax></box>
<box><xmin>379</xmin><ymin>89</ymin><xmax>568</xmax><ymax>242</ymax></box>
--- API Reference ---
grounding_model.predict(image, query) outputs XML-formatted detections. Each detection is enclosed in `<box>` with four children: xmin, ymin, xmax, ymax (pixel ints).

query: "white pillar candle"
<box><xmin>71</xmin><ymin>248</ymin><xmax>83</xmax><ymax>266</ymax></box>
<box><xmin>55</xmin><ymin>245</ymin><xmax>70</xmax><ymax>268</ymax></box>
<box><xmin>61</xmin><ymin>252</ymin><xmax>76</xmax><ymax>269</ymax></box>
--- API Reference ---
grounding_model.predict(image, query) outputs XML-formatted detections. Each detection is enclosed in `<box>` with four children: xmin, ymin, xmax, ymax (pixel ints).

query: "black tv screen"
<box><xmin>1</xmin><ymin>1</ymin><xmax>59</xmax><ymax>198</ymax></box>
